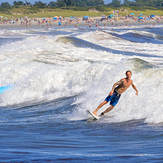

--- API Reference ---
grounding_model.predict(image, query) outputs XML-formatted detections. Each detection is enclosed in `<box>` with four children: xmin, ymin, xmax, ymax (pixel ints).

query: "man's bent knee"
<box><xmin>103</xmin><ymin>100</ymin><xmax>108</xmax><ymax>104</ymax></box>
<box><xmin>110</xmin><ymin>105</ymin><xmax>114</xmax><ymax>109</ymax></box>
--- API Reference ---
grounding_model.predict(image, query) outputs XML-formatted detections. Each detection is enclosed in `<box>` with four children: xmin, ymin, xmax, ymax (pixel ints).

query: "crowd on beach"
<box><xmin>0</xmin><ymin>14</ymin><xmax>163</xmax><ymax>29</ymax></box>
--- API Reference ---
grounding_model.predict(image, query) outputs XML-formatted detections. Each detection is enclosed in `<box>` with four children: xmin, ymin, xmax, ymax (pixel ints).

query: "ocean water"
<box><xmin>0</xmin><ymin>25</ymin><xmax>163</xmax><ymax>162</ymax></box>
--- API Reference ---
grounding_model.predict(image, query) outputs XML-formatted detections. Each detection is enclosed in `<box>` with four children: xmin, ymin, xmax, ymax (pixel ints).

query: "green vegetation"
<box><xmin>109</xmin><ymin>0</ymin><xmax>163</xmax><ymax>8</ymax></box>
<box><xmin>0</xmin><ymin>0</ymin><xmax>163</xmax><ymax>19</ymax></box>
<box><xmin>118</xmin><ymin>8</ymin><xmax>163</xmax><ymax>16</ymax></box>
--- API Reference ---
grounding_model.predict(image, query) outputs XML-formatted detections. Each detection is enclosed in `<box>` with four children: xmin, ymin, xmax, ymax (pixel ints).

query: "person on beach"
<box><xmin>58</xmin><ymin>21</ymin><xmax>61</xmax><ymax>27</ymax></box>
<box><xmin>26</xmin><ymin>20</ymin><xmax>28</xmax><ymax>27</ymax></box>
<box><xmin>93</xmin><ymin>70</ymin><xmax>138</xmax><ymax>117</ymax></box>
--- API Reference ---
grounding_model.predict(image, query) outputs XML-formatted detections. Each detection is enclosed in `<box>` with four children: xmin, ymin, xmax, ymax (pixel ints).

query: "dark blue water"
<box><xmin>0</xmin><ymin>96</ymin><xmax>163</xmax><ymax>162</ymax></box>
<box><xmin>110</xmin><ymin>27</ymin><xmax>163</xmax><ymax>44</ymax></box>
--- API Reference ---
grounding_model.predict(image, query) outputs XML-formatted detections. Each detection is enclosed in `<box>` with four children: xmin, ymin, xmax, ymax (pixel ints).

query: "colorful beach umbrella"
<box><xmin>107</xmin><ymin>15</ymin><xmax>113</xmax><ymax>18</ymax></box>
<box><xmin>130</xmin><ymin>13</ymin><xmax>134</xmax><ymax>15</ymax></box>
<box><xmin>24</xmin><ymin>16</ymin><xmax>28</xmax><ymax>19</ymax></box>
<box><xmin>150</xmin><ymin>15</ymin><xmax>155</xmax><ymax>17</ymax></box>
<box><xmin>140</xmin><ymin>14</ymin><xmax>143</xmax><ymax>16</ymax></box>
<box><xmin>139</xmin><ymin>17</ymin><xmax>144</xmax><ymax>19</ymax></box>
<box><xmin>83</xmin><ymin>16</ymin><xmax>89</xmax><ymax>18</ymax></box>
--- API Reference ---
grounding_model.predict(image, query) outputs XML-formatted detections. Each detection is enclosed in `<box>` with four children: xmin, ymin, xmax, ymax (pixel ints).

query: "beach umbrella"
<box><xmin>139</xmin><ymin>17</ymin><xmax>144</xmax><ymax>19</ymax></box>
<box><xmin>130</xmin><ymin>13</ymin><xmax>134</xmax><ymax>15</ymax></box>
<box><xmin>150</xmin><ymin>15</ymin><xmax>155</xmax><ymax>17</ymax></box>
<box><xmin>4</xmin><ymin>17</ymin><xmax>8</xmax><ymax>19</ymax></box>
<box><xmin>24</xmin><ymin>16</ymin><xmax>28</xmax><ymax>19</ymax></box>
<box><xmin>107</xmin><ymin>15</ymin><xmax>113</xmax><ymax>18</ymax></box>
<box><xmin>140</xmin><ymin>14</ymin><xmax>143</xmax><ymax>16</ymax></box>
<box><xmin>83</xmin><ymin>16</ymin><xmax>89</xmax><ymax>18</ymax></box>
<box><xmin>53</xmin><ymin>17</ymin><xmax>57</xmax><ymax>19</ymax></box>
<box><xmin>69</xmin><ymin>16</ymin><xmax>73</xmax><ymax>18</ymax></box>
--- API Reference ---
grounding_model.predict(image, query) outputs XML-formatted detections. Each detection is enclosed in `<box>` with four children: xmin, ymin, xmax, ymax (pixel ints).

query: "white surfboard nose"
<box><xmin>86</xmin><ymin>110</ymin><xmax>100</xmax><ymax>120</ymax></box>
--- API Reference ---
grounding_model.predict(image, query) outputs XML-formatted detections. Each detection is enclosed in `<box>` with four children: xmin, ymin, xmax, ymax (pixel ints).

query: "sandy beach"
<box><xmin>0</xmin><ymin>16</ymin><xmax>163</xmax><ymax>30</ymax></box>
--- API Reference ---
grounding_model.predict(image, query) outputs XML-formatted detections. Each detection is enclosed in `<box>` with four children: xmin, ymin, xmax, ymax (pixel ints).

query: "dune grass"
<box><xmin>0</xmin><ymin>9</ymin><xmax>107</xmax><ymax>19</ymax></box>
<box><xmin>17</xmin><ymin>10</ymin><xmax>107</xmax><ymax>18</ymax></box>
<box><xmin>0</xmin><ymin>6</ymin><xmax>163</xmax><ymax>19</ymax></box>
<box><xmin>119</xmin><ymin>9</ymin><xmax>163</xmax><ymax>17</ymax></box>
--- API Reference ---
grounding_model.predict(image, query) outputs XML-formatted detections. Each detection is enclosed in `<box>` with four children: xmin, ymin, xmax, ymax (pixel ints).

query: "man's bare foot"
<box><xmin>93</xmin><ymin>111</ymin><xmax>97</xmax><ymax>116</ymax></box>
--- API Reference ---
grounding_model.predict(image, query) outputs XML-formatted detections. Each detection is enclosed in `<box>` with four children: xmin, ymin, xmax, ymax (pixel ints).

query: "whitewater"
<box><xmin>0</xmin><ymin>25</ymin><xmax>163</xmax><ymax>162</ymax></box>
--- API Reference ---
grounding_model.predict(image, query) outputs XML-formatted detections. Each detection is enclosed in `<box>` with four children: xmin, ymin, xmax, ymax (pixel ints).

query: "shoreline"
<box><xmin>0</xmin><ymin>16</ymin><xmax>163</xmax><ymax>30</ymax></box>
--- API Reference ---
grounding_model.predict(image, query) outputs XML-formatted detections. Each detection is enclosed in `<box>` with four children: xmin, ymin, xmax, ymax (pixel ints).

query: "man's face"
<box><xmin>126</xmin><ymin>72</ymin><xmax>132</xmax><ymax>78</ymax></box>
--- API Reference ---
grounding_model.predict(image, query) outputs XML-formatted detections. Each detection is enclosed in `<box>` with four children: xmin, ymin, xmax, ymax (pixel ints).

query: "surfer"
<box><xmin>93</xmin><ymin>70</ymin><xmax>138</xmax><ymax>117</ymax></box>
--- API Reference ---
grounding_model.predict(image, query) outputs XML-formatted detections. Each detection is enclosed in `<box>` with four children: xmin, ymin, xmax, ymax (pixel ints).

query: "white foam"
<box><xmin>0</xmin><ymin>34</ymin><xmax>124</xmax><ymax>106</ymax></box>
<box><xmin>108</xmin><ymin>29</ymin><xmax>163</xmax><ymax>44</ymax></box>
<box><xmin>0</xmin><ymin>29</ymin><xmax>163</xmax><ymax>124</ymax></box>
<box><xmin>76</xmin><ymin>30</ymin><xmax>163</xmax><ymax>61</ymax></box>
<box><xmin>73</xmin><ymin>61</ymin><xmax>163</xmax><ymax>124</ymax></box>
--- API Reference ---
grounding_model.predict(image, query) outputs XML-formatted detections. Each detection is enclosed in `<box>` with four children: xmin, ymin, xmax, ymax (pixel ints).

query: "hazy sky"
<box><xmin>2</xmin><ymin>0</ymin><xmax>114</xmax><ymax>5</ymax></box>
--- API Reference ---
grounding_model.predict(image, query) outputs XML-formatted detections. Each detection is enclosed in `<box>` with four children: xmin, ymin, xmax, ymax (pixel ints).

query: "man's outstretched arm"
<box><xmin>132</xmin><ymin>83</ymin><xmax>138</xmax><ymax>95</ymax></box>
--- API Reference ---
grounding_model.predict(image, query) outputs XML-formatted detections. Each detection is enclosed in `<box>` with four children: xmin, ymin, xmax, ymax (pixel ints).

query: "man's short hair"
<box><xmin>125</xmin><ymin>70</ymin><xmax>132</xmax><ymax>75</ymax></box>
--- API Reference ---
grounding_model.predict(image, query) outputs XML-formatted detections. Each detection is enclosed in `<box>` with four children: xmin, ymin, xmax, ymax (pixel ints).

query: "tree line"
<box><xmin>110</xmin><ymin>0</ymin><xmax>163</xmax><ymax>8</ymax></box>
<box><xmin>0</xmin><ymin>0</ymin><xmax>104</xmax><ymax>9</ymax></box>
<box><xmin>0</xmin><ymin>0</ymin><xmax>163</xmax><ymax>9</ymax></box>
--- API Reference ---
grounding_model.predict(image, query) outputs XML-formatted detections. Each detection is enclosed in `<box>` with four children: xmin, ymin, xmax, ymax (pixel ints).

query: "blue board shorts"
<box><xmin>105</xmin><ymin>90</ymin><xmax>121</xmax><ymax>106</ymax></box>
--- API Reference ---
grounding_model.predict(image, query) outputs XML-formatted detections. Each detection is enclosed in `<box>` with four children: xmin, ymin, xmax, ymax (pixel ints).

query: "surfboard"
<box><xmin>86</xmin><ymin>110</ymin><xmax>100</xmax><ymax>120</ymax></box>
<box><xmin>0</xmin><ymin>85</ymin><xmax>14</xmax><ymax>94</ymax></box>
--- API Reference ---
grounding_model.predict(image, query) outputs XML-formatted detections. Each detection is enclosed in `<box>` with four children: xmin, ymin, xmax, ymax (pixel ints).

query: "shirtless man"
<box><xmin>93</xmin><ymin>70</ymin><xmax>138</xmax><ymax>117</ymax></box>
